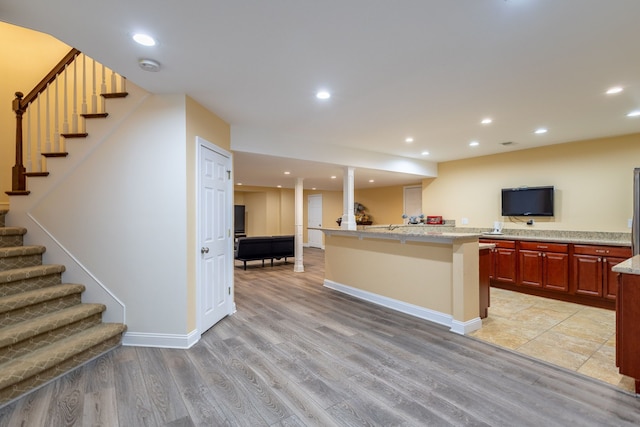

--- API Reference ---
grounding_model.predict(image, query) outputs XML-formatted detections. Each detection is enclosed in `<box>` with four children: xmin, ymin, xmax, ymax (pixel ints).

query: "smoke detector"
<box><xmin>138</xmin><ymin>58</ymin><xmax>161</xmax><ymax>72</ymax></box>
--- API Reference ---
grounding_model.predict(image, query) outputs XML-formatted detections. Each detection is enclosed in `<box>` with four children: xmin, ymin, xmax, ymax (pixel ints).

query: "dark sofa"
<box><xmin>235</xmin><ymin>235</ymin><xmax>295</xmax><ymax>270</ymax></box>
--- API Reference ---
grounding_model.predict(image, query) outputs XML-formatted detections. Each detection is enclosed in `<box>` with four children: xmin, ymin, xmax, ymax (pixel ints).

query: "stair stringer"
<box><xmin>7</xmin><ymin>82</ymin><xmax>151</xmax><ymax>325</ymax></box>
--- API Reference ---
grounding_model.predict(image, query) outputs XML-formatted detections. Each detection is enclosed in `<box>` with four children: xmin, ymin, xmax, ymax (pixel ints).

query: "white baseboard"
<box><xmin>323</xmin><ymin>279</ymin><xmax>466</xmax><ymax>332</ymax></box>
<box><xmin>450</xmin><ymin>318</ymin><xmax>482</xmax><ymax>335</ymax></box>
<box><xmin>122</xmin><ymin>329</ymin><xmax>201</xmax><ymax>349</ymax></box>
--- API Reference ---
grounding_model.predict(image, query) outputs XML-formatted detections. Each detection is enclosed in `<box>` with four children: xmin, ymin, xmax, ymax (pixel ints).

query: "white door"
<box><xmin>308</xmin><ymin>194</ymin><xmax>323</xmax><ymax>248</ymax></box>
<box><xmin>404</xmin><ymin>185</ymin><xmax>423</xmax><ymax>222</ymax></box>
<box><xmin>198</xmin><ymin>138</ymin><xmax>233</xmax><ymax>333</ymax></box>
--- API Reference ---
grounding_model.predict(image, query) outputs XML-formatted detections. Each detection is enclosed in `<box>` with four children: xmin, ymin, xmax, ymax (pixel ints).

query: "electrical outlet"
<box><xmin>461</xmin><ymin>218</ymin><xmax>469</xmax><ymax>225</ymax></box>
<box><xmin>629</xmin><ymin>218</ymin><xmax>633</xmax><ymax>228</ymax></box>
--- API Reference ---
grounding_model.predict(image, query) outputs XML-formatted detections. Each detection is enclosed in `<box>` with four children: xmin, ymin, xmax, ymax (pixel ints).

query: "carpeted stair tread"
<box><xmin>0</xmin><ymin>303</ymin><xmax>105</xmax><ymax>348</ymax></box>
<box><xmin>0</xmin><ymin>323</ymin><xmax>127</xmax><ymax>390</ymax></box>
<box><xmin>0</xmin><ymin>264</ymin><xmax>65</xmax><ymax>285</ymax></box>
<box><xmin>0</xmin><ymin>227</ymin><xmax>27</xmax><ymax>237</ymax></box>
<box><xmin>0</xmin><ymin>246</ymin><xmax>46</xmax><ymax>258</ymax></box>
<box><xmin>0</xmin><ymin>284</ymin><xmax>84</xmax><ymax>315</ymax></box>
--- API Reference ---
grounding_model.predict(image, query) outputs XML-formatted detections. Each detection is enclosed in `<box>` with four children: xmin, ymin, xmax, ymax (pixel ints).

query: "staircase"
<box><xmin>0</xmin><ymin>209</ymin><xmax>126</xmax><ymax>406</ymax></box>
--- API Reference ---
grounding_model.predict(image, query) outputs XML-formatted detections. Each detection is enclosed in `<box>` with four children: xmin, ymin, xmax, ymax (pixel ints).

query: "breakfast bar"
<box><xmin>319</xmin><ymin>227</ymin><xmax>482</xmax><ymax>335</ymax></box>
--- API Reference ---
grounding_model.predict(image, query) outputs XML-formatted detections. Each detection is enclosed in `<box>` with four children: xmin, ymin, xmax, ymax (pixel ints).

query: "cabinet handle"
<box><xmin>595</xmin><ymin>250</ymin><xmax>606</xmax><ymax>253</ymax></box>
<box><xmin>598</xmin><ymin>257</ymin><xmax>601</xmax><ymax>262</ymax></box>
<box><xmin>603</xmin><ymin>258</ymin><xmax>607</xmax><ymax>263</ymax></box>
<box><xmin>538</xmin><ymin>245</ymin><xmax>548</xmax><ymax>249</ymax></box>
<box><xmin>542</xmin><ymin>253</ymin><xmax>546</xmax><ymax>257</ymax></box>
<box><xmin>538</xmin><ymin>253</ymin><xmax>542</xmax><ymax>257</ymax></box>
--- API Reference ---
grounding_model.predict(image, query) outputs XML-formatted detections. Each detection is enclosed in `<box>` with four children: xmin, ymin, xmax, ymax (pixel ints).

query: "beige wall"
<box><xmin>355</xmin><ymin>184</ymin><xmax>418</xmax><ymax>225</ymax></box>
<box><xmin>234</xmin><ymin>186</ymin><xmax>295</xmax><ymax>236</ymax></box>
<box><xmin>0</xmin><ymin>23</ymin><xmax>71</xmax><ymax>208</ymax></box>
<box><xmin>423</xmin><ymin>133</ymin><xmax>640</xmax><ymax>232</ymax></box>
<box><xmin>185</xmin><ymin>95</ymin><xmax>231</xmax><ymax>331</ymax></box>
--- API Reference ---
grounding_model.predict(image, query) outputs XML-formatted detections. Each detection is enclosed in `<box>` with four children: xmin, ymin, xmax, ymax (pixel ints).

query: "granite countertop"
<box><xmin>331</xmin><ymin>224</ymin><xmax>632</xmax><ymax>247</ymax></box>
<box><xmin>612</xmin><ymin>255</ymin><xmax>640</xmax><ymax>275</ymax></box>
<box><xmin>477</xmin><ymin>232</ymin><xmax>630</xmax><ymax>247</ymax></box>
<box><xmin>316</xmin><ymin>227</ymin><xmax>480</xmax><ymax>244</ymax></box>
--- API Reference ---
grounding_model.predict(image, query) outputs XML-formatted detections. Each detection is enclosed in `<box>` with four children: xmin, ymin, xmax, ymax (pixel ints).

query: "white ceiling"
<box><xmin>3</xmin><ymin>0</ymin><xmax>640</xmax><ymax>190</ymax></box>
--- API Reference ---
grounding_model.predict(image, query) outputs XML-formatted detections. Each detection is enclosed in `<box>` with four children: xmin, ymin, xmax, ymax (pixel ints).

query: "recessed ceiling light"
<box><xmin>277</xmin><ymin>185</ymin><xmax>282</xmax><ymax>188</ymax></box>
<box><xmin>316</xmin><ymin>90</ymin><xmax>331</xmax><ymax>100</ymax></box>
<box><xmin>405</xmin><ymin>137</ymin><xmax>414</xmax><ymax>143</ymax></box>
<box><xmin>284</xmin><ymin>171</ymin><xmax>290</xmax><ymax>175</ymax></box>
<box><xmin>606</xmin><ymin>86</ymin><xmax>623</xmax><ymax>95</ymax></box>
<box><xmin>421</xmin><ymin>151</ymin><xmax>430</xmax><ymax>156</ymax></box>
<box><xmin>330</xmin><ymin>175</ymin><xmax>337</xmax><ymax>179</ymax></box>
<box><xmin>481</xmin><ymin>118</ymin><xmax>492</xmax><ymax>125</ymax></box>
<box><xmin>627</xmin><ymin>110</ymin><xmax>640</xmax><ymax>117</ymax></box>
<box><xmin>312</xmin><ymin>187</ymin><xmax>316</xmax><ymax>190</ymax></box>
<box><xmin>132</xmin><ymin>33</ymin><xmax>156</xmax><ymax>46</ymax></box>
<box><xmin>469</xmin><ymin>141</ymin><xmax>479</xmax><ymax>147</ymax></box>
<box><xmin>534</xmin><ymin>128</ymin><xmax>548</xmax><ymax>134</ymax></box>
<box><xmin>237</xmin><ymin>183</ymin><xmax>243</xmax><ymax>186</ymax></box>
<box><xmin>369</xmin><ymin>179</ymin><xmax>375</xmax><ymax>183</ymax></box>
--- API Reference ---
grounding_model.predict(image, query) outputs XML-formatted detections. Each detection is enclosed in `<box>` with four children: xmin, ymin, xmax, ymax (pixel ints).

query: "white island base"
<box><xmin>320</xmin><ymin>229</ymin><xmax>482</xmax><ymax>335</ymax></box>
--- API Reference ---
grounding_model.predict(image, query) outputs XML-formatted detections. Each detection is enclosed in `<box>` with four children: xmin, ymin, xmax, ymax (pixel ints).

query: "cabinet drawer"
<box><xmin>573</xmin><ymin>245</ymin><xmax>631</xmax><ymax>258</ymax></box>
<box><xmin>480</xmin><ymin>239</ymin><xmax>515</xmax><ymax>249</ymax></box>
<box><xmin>519</xmin><ymin>241</ymin><xmax>568</xmax><ymax>253</ymax></box>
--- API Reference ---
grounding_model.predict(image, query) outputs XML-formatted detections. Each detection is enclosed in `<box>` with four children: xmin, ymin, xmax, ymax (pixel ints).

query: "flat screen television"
<box><xmin>234</xmin><ymin>205</ymin><xmax>245</xmax><ymax>234</ymax></box>
<box><xmin>501</xmin><ymin>186</ymin><xmax>554</xmax><ymax>217</ymax></box>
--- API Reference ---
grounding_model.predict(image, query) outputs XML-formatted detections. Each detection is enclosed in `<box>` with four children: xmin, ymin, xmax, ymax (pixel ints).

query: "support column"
<box><xmin>341</xmin><ymin>166</ymin><xmax>356</xmax><ymax>230</ymax></box>
<box><xmin>294</xmin><ymin>177</ymin><xmax>305</xmax><ymax>272</ymax></box>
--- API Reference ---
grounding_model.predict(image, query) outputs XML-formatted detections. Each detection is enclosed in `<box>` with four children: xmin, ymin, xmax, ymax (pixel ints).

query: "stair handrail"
<box><xmin>8</xmin><ymin>48</ymin><xmax>80</xmax><ymax>194</ymax></box>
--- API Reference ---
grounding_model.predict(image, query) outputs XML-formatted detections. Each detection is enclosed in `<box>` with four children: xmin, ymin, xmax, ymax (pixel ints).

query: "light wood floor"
<box><xmin>1</xmin><ymin>248</ymin><xmax>639</xmax><ymax>426</ymax></box>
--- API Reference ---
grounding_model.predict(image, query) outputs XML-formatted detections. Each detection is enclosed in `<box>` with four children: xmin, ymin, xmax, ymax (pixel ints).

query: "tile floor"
<box><xmin>469</xmin><ymin>287</ymin><xmax>636</xmax><ymax>393</ymax></box>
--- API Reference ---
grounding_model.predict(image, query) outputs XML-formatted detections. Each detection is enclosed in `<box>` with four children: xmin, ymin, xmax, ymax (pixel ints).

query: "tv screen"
<box><xmin>501</xmin><ymin>186</ymin><xmax>554</xmax><ymax>217</ymax></box>
<box><xmin>234</xmin><ymin>205</ymin><xmax>245</xmax><ymax>233</ymax></box>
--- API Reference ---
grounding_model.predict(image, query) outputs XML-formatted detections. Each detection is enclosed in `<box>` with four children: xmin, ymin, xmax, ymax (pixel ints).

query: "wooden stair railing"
<box><xmin>6</xmin><ymin>48</ymin><xmax>128</xmax><ymax>196</ymax></box>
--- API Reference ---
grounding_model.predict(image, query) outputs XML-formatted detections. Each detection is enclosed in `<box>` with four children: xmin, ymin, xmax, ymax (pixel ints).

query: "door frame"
<box><xmin>195</xmin><ymin>136</ymin><xmax>235</xmax><ymax>340</ymax></box>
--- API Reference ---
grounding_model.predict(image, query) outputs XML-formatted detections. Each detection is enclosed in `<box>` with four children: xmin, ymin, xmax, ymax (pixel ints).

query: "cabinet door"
<box><xmin>543</xmin><ymin>252</ymin><xmax>569</xmax><ymax>292</ymax></box>
<box><xmin>495</xmin><ymin>248</ymin><xmax>517</xmax><ymax>284</ymax></box>
<box><xmin>604</xmin><ymin>257</ymin><xmax>626</xmax><ymax>300</ymax></box>
<box><xmin>572</xmin><ymin>254</ymin><xmax>603</xmax><ymax>297</ymax></box>
<box><xmin>518</xmin><ymin>250</ymin><xmax>542</xmax><ymax>288</ymax></box>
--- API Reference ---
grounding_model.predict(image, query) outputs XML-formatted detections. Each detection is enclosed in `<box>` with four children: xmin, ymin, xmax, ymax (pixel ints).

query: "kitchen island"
<box><xmin>318</xmin><ymin>227</ymin><xmax>482</xmax><ymax>335</ymax></box>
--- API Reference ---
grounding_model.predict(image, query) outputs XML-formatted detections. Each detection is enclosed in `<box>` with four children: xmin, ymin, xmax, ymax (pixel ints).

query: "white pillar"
<box><xmin>342</xmin><ymin>166</ymin><xmax>357</xmax><ymax>230</ymax></box>
<box><xmin>294</xmin><ymin>177</ymin><xmax>305</xmax><ymax>272</ymax></box>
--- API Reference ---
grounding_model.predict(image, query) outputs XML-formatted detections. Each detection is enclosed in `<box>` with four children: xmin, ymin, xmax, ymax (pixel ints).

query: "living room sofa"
<box><xmin>235</xmin><ymin>235</ymin><xmax>295</xmax><ymax>270</ymax></box>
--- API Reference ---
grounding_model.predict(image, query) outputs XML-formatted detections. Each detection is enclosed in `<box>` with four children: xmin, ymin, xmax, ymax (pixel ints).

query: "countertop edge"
<box><xmin>612</xmin><ymin>255</ymin><xmax>640</xmax><ymax>275</ymax></box>
<box><xmin>315</xmin><ymin>227</ymin><xmax>481</xmax><ymax>244</ymax></box>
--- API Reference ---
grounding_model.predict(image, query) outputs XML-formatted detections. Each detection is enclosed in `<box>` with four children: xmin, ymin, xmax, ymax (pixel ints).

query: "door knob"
<box><xmin>201</xmin><ymin>247</ymin><xmax>209</xmax><ymax>254</ymax></box>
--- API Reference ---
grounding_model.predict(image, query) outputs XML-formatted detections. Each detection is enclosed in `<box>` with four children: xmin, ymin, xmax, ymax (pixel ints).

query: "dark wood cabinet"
<box><xmin>572</xmin><ymin>245</ymin><xmax>631</xmax><ymax>300</ymax></box>
<box><xmin>479</xmin><ymin>247</ymin><xmax>491</xmax><ymax>318</ymax></box>
<box><xmin>481</xmin><ymin>240</ymin><xmax>517</xmax><ymax>285</ymax></box>
<box><xmin>518</xmin><ymin>241</ymin><xmax>569</xmax><ymax>292</ymax></box>
<box><xmin>481</xmin><ymin>238</ymin><xmax>630</xmax><ymax>309</ymax></box>
<box><xmin>616</xmin><ymin>272</ymin><xmax>640</xmax><ymax>394</ymax></box>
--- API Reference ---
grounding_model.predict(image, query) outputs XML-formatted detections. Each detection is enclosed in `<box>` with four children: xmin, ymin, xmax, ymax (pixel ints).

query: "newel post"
<box><xmin>11</xmin><ymin>91</ymin><xmax>27</xmax><ymax>192</ymax></box>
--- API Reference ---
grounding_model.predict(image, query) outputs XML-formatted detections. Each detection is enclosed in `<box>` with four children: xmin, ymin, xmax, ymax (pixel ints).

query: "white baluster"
<box><xmin>81</xmin><ymin>54</ymin><xmax>87</xmax><ymax>132</ymax></box>
<box><xmin>101</xmin><ymin>64</ymin><xmax>106</xmax><ymax>113</ymax></box>
<box><xmin>91</xmin><ymin>57</ymin><xmax>97</xmax><ymax>113</ymax></box>
<box><xmin>36</xmin><ymin>97</ymin><xmax>42</xmax><ymax>172</ymax></box>
<box><xmin>72</xmin><ymin>59</ymin><xmax>78</xmax><ymax>133</ymax></box>
<box><xmin>45</xmin><ymin>83</ymin><xmax>51</xmax><ymax>154</ymax></box>
<box><xmin>62</xmin><ymin>64</ymin><xmax>68</xmax><ymax>152</ymax></box>
<box><xmin>26</xmin><ymin>106</ymin><xmax>32</xmax><ymax>173</ymax></box>
<box><xmin>54</xmin><ymin>78</ymin><xmax>60</xmax><ymax>152</ymax></box>
<box><xmin>111</xmin><ymin>70</ymin><xmax>117</xmax><ymax>93</ymax></box>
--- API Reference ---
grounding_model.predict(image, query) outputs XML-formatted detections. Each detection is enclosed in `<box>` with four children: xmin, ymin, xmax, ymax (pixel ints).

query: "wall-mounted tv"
<box><xmin>501</xmin><ymin>186</ymin><xmax>554</xmax><ymax>217</ymax></box>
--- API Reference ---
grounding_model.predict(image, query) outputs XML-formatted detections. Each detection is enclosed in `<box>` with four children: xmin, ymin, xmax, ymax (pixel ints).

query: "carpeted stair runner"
<box><xmin>0</xmin><ymin>209</ymin><xmax>126</xmax><ymax>406</ymax></box>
